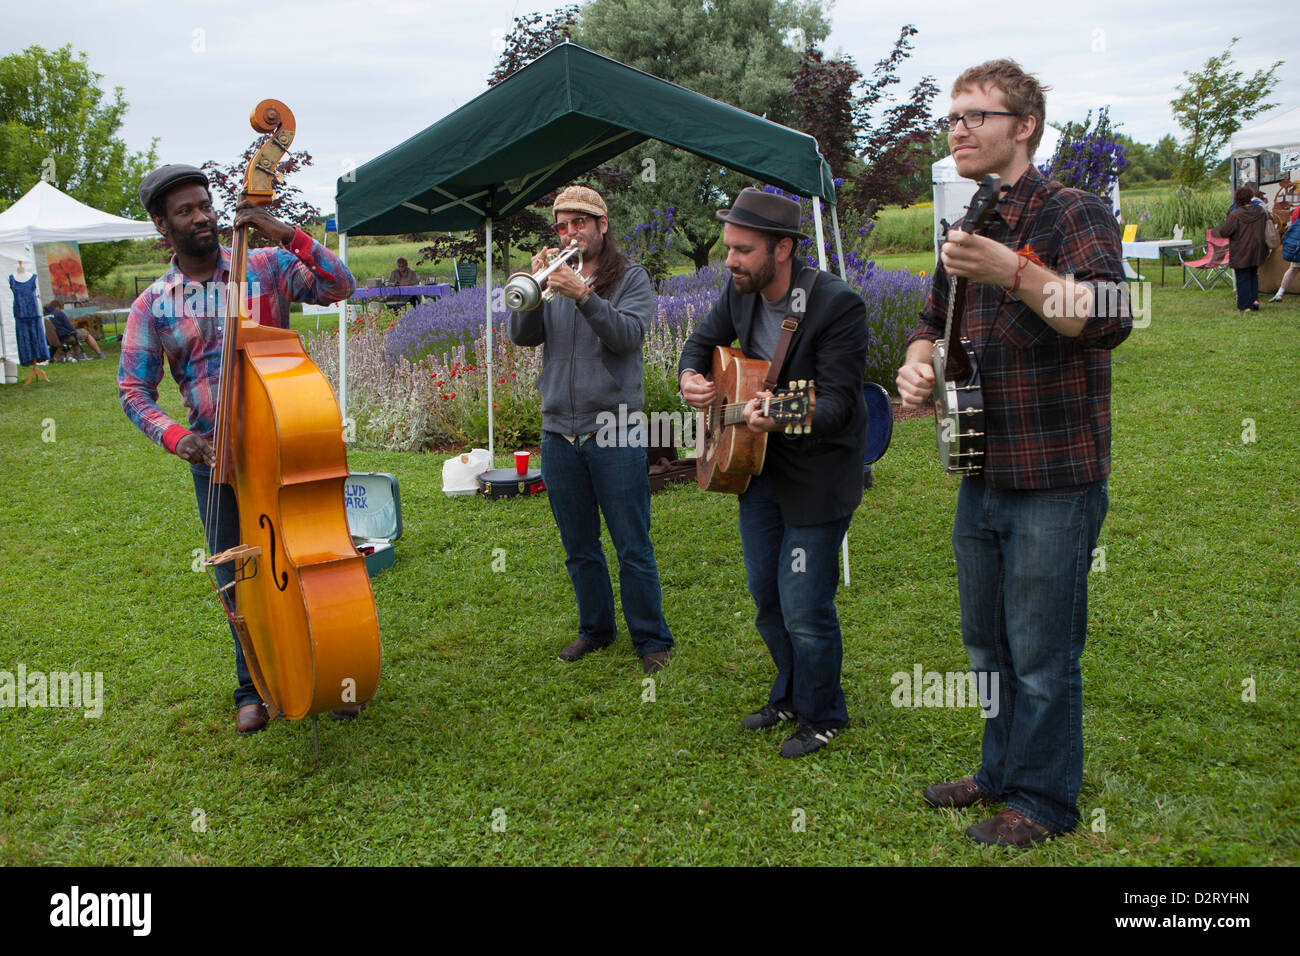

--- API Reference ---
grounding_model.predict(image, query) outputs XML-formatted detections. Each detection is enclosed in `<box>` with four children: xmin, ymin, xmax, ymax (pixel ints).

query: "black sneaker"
<box><xmin>740</xmin><ymin>703</ymin><xmax>796</xmax><ymax>730</ymax></box>
<box><xmin>780</xmin><ymin>723</ymin><xmax>846</xmax><ymax>758</ymax></box>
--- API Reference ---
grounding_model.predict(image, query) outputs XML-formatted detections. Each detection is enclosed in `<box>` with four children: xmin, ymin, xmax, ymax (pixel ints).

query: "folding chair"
<box><xmin>452</xmin><ymin>260</ymin><xmax>478</xmax><ymax>291</ymax></box>
<box><xmin>1179</xmin><ymin>231</ymin><xmax>1231</xmax><ymax>291</ymax></box>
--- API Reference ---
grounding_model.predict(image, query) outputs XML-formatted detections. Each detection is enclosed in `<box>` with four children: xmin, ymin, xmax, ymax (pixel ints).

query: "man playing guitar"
<box><xmin>896</xmin><ymin>60</ymin><xmax>1131</xmax><ymax>846</ymax></box>
<box><xmin>680</xmin><ymin>188</ymin><xmax>867</xmax><ymax>758</ymax></box>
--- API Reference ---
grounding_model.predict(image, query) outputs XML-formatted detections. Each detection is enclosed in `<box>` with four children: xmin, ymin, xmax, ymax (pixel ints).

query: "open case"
<box><xmin>344</xmin><ymin>472</ymin><xmax>402</xmax><ymax>576</ymax></box>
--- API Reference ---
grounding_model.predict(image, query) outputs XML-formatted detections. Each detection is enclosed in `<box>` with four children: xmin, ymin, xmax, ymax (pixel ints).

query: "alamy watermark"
<box><xmin>1</xmin><ymin>665</ymin><xmax>103</xmax><ymax>718</ymax></box>
<box><xmin>890</xmin><ymin>664</ymin><xmax>999</xmax><ymax>718</ymax></box>
<box><xmin>594</xmin><ymin>404</ymin><xmax>696</xmax><ymax>448</ymax></box>
<box><xmin>1042</xmin><ymin>277</ymin><xmax>1150</xmax><ymax>329</ymax></box>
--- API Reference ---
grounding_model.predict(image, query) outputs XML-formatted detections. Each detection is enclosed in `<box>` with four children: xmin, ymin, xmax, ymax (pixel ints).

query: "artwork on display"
<box><xmin>38</xmin><ymin>241</ymin><xmax>88</xmax><ymax>303</ymax></box>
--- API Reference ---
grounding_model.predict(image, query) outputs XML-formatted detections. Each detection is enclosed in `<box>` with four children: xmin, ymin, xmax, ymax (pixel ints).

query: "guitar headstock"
<box><xmin>963</xmin><ymin>174</ymin><xmax>1006</xmax><ymax>236</ymax></box>
<box><xmin>762</xmin><ymin>380</ymin><xmax>816</xmax><ymax>434</ymax></box>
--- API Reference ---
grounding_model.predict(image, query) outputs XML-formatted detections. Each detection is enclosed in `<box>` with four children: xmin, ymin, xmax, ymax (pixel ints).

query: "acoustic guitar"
<box><xmin>933</xmin><ymin>174</ymin><xmax>1004</xmax><ymax>476</ymax></box>
<box><xmin>696</xmin><ymin>345</ymin><xmax>814</xmax><ymax>494</ymax></box>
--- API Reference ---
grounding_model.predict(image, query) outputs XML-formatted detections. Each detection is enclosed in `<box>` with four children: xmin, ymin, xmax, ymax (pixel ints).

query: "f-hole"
<box><xmin>259</xmin><ymin>514</ymin><xmax>289</xmax><ymax>591</ymax></box>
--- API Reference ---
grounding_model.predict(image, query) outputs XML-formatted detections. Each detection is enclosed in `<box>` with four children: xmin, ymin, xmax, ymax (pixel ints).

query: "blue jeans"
<box><xmin>738</xmin><ymin>473</ymin><xmax>851</xmax><ymax>729</ymax></box>
<box><xmin>540</xmin><ymin>431</ymin><xmax>673</xmax><ymax>655</ymax></box>
<box><xmin>192</xmin><ymin>472</ymin><xmax>260</xmax><ymax>708</ymax></box>
<box><xmin>953</xmin><ymin>476</ymin><xmax>1108</xmax><ymax>834</ymax></box>
<box><xmin>1233</xmin><ymin>267</ymin><xmax>1259</xmax><ymax>310</ymax></box>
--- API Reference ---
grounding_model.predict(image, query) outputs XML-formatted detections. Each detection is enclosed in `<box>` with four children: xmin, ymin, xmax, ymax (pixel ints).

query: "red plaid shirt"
<box><xmin>118</xmin><ymin>229</ymin><xmax>353</xmax><ymax>461</ymax></box>
<box><xmin>907</xmin><ymin>166</ymin><xmax>1132</xmax><ymax>489</ymax></box>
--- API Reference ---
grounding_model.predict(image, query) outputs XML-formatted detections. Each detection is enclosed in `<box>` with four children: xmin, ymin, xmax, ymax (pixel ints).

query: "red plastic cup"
<box><xmin>515</xmin><ymin>450</ymin><xmax>530</xmax><ymax>475</ymax></box>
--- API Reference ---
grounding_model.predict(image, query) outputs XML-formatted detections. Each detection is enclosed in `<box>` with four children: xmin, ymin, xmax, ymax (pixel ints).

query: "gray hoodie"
<box><xmin>507</xmin><ymin>263</ymin><xmax>655</xmax><ymax>435</ymax></box>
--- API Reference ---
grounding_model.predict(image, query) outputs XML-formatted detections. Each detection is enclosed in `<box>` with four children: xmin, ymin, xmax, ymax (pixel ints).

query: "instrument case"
<box><xmin>477</xmin><ymin>468</ymin><xmax>546</xmax><ymax>500</ymax></box>
<box><xmin>344</xmin><ymin>472</ymin><xmax>403</xmax><ymax>576</ymax></box>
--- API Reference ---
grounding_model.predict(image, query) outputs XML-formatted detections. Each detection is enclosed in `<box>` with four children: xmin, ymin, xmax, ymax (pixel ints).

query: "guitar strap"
<box><xmin>762</xmin><ymin>265</ymin><xmax>818</xmax><ymax>392</ymax></box>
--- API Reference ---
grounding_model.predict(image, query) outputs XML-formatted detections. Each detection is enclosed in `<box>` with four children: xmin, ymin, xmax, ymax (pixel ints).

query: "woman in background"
<box><xmin>1217</xmin><ymin>185</ymin><xmax>1269</xmax><ymax>312</ymax></box>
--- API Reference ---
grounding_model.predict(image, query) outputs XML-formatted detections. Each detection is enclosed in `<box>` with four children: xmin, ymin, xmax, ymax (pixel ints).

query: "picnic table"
<box><xmin>349</xmin><ymin>284</ymin><xmax>452</xmax><ymax>302</ymax></box>
<box><xmin>1122</xmin><ymin>239</ymin><xmax>1193</xmax><ymax>286</ymax></box>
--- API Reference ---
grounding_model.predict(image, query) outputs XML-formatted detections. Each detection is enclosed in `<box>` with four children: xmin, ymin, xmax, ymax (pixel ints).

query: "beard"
<box><xmin>730</xmin><ymin>253</ymin><xmax>777</xmax><ymax>295</ymax></box>
<box><xmin>173</xmin><ymin>222</ymin><xmax>220</xmax><ymax>257</ymax></box>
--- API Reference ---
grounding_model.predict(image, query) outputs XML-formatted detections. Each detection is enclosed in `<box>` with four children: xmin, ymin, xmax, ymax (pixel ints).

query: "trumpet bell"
<box><xmin>503</xmin><ymin>272</ymin><xmax>543</xmax><ymax>312</ymax></box>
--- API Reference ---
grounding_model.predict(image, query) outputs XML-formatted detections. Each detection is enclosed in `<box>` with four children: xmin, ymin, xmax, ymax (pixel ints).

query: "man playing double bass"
<box><xmin>896</xmin><ymin>60</ymin><xmax>1131</xmax><ymax>846</ymax></box>
<box><xmin>118</xmin><ymin>164</ymin><xmax>357</xmax><ymax>735</ymax></box>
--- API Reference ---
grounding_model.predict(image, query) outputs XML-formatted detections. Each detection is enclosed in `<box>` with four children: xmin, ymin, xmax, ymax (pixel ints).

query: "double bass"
<box><xmin>205</xmin><ymin>100</ymin><xmax>381</xmax><ymax>728</ymax></box>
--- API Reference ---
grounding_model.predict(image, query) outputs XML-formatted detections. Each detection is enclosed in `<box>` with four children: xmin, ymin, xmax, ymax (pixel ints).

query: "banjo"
<box><xmin>933</xmin><ymin>174</ymin><xmax>1004</xmax><ymax>476</ymax></box>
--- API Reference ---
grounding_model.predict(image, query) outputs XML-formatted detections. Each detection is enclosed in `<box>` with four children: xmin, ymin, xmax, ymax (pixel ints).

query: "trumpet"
<box><xmin>502</xmin><ymin>241</ymin><xmax>595</xmax><ymax>311</ymax></box>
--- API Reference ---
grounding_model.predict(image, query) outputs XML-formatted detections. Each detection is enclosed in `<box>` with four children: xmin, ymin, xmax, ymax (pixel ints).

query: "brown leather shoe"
<box><xmin>923</xmin><ymin>776</ymin><xmax>995</xmax><ymax>809</ymax></box>
<box><xmin>558</xmin><ymin>637</ymin><xmax>603</xmax><ymax>662</ymax></box>
<box><xmin>329</xmin><ymin>704</ymin><xmax>365</xmax><ymax>720</ymax></box>
<box><xmin>965</xmin><ymin>809</ymin><xmax>1056</xmax><ymax>848</ymax></box>
<box><xmin>641</xmin><ymin>650</ymin><xmax>671</xmax><ymax>674</ymax></box>
<box><xmin>236</xmin><ymin>702</ymin><xmax>268</xmax><ymax>735</ymax></box>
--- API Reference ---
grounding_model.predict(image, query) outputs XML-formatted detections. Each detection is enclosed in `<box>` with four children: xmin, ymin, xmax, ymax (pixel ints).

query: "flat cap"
<box><xmin>139</xmin><ymin>164</ymin><xmax>210</xmax><ymax>213</ymax></box>
<box><xmin>553</xmin><ymin>185</ymin><xmax>608</xmax><ymax>219</ymax></box>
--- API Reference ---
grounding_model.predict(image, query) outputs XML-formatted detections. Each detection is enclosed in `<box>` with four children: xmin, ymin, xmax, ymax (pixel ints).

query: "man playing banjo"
<box><xmin>896</xmin><ymin>60</ymin><xmax>1131</xmax><ymax>846</ymax></box>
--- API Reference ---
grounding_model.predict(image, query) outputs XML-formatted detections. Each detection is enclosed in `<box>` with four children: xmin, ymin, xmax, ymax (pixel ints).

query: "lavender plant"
<box><xmin>307</xmin><ymin>258</ymin><xmax>924</xmax><ymax>453</ymax></box>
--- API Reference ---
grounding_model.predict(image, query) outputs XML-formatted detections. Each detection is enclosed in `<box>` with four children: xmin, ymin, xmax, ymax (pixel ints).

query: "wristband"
<box><xmin>1008</xmin><ymin>254</ymin><xmax>1029</xmax><ymax>293</ymax></box>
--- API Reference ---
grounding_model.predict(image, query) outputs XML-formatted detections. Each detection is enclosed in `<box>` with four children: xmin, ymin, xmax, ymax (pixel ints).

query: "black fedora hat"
<box><xmin>716</xmin><ymin>187</ymin><xmax>808</xmax><ymax>241</ymax></box>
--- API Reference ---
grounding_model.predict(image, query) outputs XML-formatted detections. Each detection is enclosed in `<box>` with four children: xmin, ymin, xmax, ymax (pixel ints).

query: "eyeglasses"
<box><xmin>945</xmin><ymin>110</ymin><xmax>1019</xmax><ymax>131</ymax></box>
<box><xmin>553</xmin><ymin>215</ymin><xmax>590</xmax><ymax>234</ymax></box>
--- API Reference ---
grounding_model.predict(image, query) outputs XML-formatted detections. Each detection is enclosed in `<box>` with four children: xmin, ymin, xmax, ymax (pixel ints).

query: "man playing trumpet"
<box><xmin>508</xmin><ymin>185</ymin><xmax>675</xmax><ymax>674</ymax></box>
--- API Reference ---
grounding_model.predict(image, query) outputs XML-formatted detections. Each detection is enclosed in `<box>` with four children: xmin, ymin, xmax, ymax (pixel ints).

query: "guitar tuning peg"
<box><xmin>799</xmin><ymin>379</ymin><xmax>807</xmax><ymax>388</ymax></box>
<box><xmin>788</xmin><ymin>380</ymin><xmax>795</xmax><ymax>390</ymax></box>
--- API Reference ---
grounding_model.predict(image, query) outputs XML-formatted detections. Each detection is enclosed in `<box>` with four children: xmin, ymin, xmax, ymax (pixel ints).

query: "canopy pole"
<box><xmin>830</xmin><ymin>204</ymin><xmax>847</xmax><ymax>279</ymax></box>
<box><xmin>812</xmin><ymin>197</ymin><xmax>828</xmax><ymax>272</ymax></box>
<box><xmin>485</xmin><ymin>217</ymin><xmax>495</xmax><ymax>463</ymax></box>
<box><xmin>339</xmin><ymin>230</ymin><xmax>349</xmax><ymax>427</ymax></box>
<box><xmin>813</xmin><ymin>196</ymin><xmax>851</xmax><ymax>585</ymax></box>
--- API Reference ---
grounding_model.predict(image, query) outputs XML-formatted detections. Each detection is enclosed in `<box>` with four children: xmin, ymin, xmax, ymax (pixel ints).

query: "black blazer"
<box><xmin>679</xmin><ymin>256</ymin><xmax>868</xmax><ymax>525</ymax></box>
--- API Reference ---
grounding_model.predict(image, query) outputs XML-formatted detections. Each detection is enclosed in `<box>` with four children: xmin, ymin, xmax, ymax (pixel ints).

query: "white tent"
<box><xmin>1</xmin><ymin>181</ymin><xmax>156</xmax><ymax>383</ymax></box>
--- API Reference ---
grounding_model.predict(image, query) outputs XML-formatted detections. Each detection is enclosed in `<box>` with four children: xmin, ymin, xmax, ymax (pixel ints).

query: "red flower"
<box><xmin>510</xmin><ymin>372</ymin><xmax>517</xmax><ymax>377</ymax></box>
<box><xmin>450</xmin><ymin>392</ymin><xmax>456</xmax><ymax>399</ymax></box>
<box><xmin>499</xmin><ymin>377</ymin><xmax>506</xmax><ymax>383</ymax></box>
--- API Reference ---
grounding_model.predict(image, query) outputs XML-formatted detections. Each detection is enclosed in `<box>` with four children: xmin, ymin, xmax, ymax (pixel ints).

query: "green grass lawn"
<box><xmin>2</xmin><ymin>281</ymin><xmax>1296</xmax><ymax>865</ymax></box>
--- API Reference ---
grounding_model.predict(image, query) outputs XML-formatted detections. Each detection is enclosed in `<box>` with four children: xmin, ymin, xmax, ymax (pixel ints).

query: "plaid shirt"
<box><xmin>907</xmin><ymin>166</ymin><xmax>1132</xmax><ymax>489</ymax></box>
<box><xmin>118</xmin><ymin>229</ymin><xmax>354</xmax><ymax>459</ymax></box>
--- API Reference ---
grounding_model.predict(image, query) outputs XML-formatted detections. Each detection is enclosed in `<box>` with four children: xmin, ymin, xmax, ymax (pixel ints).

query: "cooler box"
<box><xmin>344</xmin><ymin>472</ymin><xmax>402</xmax><ymax>576</ymax></box>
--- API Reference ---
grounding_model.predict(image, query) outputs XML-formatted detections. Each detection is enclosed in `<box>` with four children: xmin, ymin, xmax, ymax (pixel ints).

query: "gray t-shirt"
<box><xmin>749</xmin><ymin>288</ymin><xmax>792</xmax><ymax>363</ymax></box>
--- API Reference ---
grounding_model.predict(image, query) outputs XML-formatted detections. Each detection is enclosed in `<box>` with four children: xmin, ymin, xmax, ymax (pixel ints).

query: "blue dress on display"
<box><xmin>10</xmin><ymin>275</ymin><xmax>50</xmax><ymax>365</ymax></box>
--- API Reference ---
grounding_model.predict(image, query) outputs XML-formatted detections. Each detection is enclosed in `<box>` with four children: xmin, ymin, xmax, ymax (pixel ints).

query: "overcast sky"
<box><xmin>4</xmin><ymin>0</ymin><xmax>1295</xmax><ymax>215</ymax></box>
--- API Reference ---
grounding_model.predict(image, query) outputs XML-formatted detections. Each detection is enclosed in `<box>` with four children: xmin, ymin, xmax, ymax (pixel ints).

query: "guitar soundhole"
<box><xmin>259</xmin><ymin>514</ymin><xmax>289</xmax><ymax>592</ymax></box>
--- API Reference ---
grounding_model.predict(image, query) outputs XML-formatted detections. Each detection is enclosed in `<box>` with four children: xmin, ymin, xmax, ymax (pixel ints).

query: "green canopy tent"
<box><xmin>334</xmin><ymin>40</ymin><xmax>846</xmax><ymax>459</ymax></box>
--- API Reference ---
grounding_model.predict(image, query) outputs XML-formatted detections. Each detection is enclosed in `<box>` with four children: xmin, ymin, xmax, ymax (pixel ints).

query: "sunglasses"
<box><xmin>553</xmin><ymin>215</ymin><xmax>591</xmax><ymax>235</ymax></box>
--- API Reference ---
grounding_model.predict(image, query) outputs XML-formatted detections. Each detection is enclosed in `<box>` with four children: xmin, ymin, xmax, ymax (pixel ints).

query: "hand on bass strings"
<box><xmin>176</xmin><ymin>433</ymin><xmax>216</xmax><ymax>467</ymax></box>
<box><xmin>233</xmin><ymin>196</ymin><xmax>296</xmax><ymax>246</ymax></box>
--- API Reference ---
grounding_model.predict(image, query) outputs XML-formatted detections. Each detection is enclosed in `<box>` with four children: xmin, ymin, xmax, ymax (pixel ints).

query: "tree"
<box><xmin>848</xmin><ymin>25</ymin><xmax>942</xmax><ymax>211</ymax></box>
<box><xmin>1171</xmin><ymin>38</ymin><xmax>1282</xmax><ymax>185</ymax></box>
<box><xmin>577</xmin><ymin>0</ymin><xmax>831</xmax><ymax>269</ymax></box>
<box><xmin>200</xmin><ymin>142</ymin><xmax>321</xmax><ymax>247</ymax></box>
<box><xmin>789</xmin><ymin>26</ymin><xmax>942</xmax><ymax>213</ymax></box>
<box><xmin>0</xmin><ymin>45</ymin><xmax>158</xmax><ymax>286</ymax></box>
<box><xmin>790</xmin><ymin>45</ymin><xmax>861</xmax><ymax>178</ymax></box>
<box><xmin>487</xmin><ymin>5</ymin><xmax>580</xmax><ymax>87</ymax></box>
